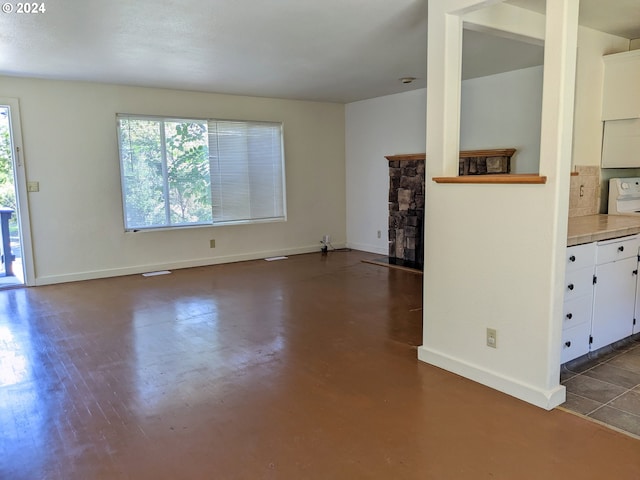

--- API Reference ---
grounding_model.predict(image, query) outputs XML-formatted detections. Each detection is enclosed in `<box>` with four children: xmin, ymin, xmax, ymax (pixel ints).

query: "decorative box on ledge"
<box><xmin>458</xmin><ymin>148</ymin><xmax>515</xmax><ymax>175</ymax></box>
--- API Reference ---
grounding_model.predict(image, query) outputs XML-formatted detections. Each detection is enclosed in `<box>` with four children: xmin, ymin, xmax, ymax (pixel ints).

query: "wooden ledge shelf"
<box><xmin>385</xmin><ymin>149</ymin><xmax>517</xmax><ymax>163</ymax></box>
<box><xmin>432</xmin><ymin>174</ymin><xmax>547</xmax><ymax>184</ymax></box>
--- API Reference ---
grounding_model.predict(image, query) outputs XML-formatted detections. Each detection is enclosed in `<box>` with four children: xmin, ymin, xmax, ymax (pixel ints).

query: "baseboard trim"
<box><xmin>417</xmin><ymin>345</ymin><xmax>566</xmax><ymax>410</ymax></box>
<box><xmin>346</xmin><ymin>241</ymin><xmax>387</xmax><ymax>255</ymax></box>
<box><xmin>34</xmin><ymin>244</ymin><xmax>342</xmax><ymax>286</ymax></box>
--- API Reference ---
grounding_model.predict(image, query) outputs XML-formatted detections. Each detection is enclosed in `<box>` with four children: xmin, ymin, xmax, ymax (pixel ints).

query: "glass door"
<box><xmin>0</xmin><ymin>99</ymin><xmax>34</xmax><ymax>287</ymax></box>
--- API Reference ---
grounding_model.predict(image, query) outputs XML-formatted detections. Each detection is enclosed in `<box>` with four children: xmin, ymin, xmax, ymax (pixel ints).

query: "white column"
<box><xmin>419</xmin><ymin>0</ymin><xmax>579</xmax><ymax>409</ymax></box>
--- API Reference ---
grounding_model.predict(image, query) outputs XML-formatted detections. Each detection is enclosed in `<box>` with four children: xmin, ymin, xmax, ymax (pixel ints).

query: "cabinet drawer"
<box><xmin>563</xmin><ymin>268</ymin><xmax>594</xmax><ymax>300</ymax></box>
<box><xmin>563</xmin><ymin>295</ymin><xmax>592</xmax><ymax>330</ymax></box>
<box><xmin>596</xmin><ymin>235</ymin><xmax>640</xmax><ymax>264</ymax></box>
<box><xmin>561</xmin><ymin>323</ymin><xmax>591</xmax><ymax>364</ymax></box>
<box><xmin>566</xmin><ymin>243</ymin><xmax>596</xmax><ymax>272</ymax></box>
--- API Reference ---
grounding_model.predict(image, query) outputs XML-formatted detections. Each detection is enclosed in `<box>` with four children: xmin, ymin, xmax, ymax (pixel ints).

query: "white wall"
<box><xmin>345</xmin><ymin>66</ymin><xmax>543</xmax><ymax>253</ymax></box>
<box><xmin>345</xmin><ymin>89</ymin><xmax>427</xmax><ymax>254</ymax></box>
<box><xmin>419</xmin><ymin>0</ymin><xmax>577</xmax><ymax>410</ymax></box>
<box><xmin>2</xmin><ymin>77</ymin><xmax>346</xmax><ymax>284</ymax></box>
<box><xmin>460</xmin><ymin>65</ymin><xmax>543</xmax><ymax>174</ymax></box>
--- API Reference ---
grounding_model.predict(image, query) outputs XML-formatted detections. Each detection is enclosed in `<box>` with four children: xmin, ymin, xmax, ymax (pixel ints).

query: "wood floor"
<box><xmin>1</xmin><ymin>250</ymin><xmax>639</xmax><ymax>479</ymax></box>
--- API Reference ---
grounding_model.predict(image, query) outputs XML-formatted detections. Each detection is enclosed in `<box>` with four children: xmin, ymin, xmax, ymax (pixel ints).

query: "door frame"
<box><xmin>1</xmin><ymin>97</ymin><xmax>35</xmax><ymax>286</ymax></box>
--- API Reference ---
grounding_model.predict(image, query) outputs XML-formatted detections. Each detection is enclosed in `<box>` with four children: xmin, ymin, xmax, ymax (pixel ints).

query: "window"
<box><xmin>117</xmin><ymin>115</ymin><xmax>286</xmax><ymax>231</ymax></box>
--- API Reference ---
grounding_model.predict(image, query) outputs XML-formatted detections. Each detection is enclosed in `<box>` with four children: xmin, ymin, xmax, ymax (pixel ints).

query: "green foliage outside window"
<box><xmin>118</xmin><ymin>115</ymin><xmax>285</xmax><ymax>231</ymax></box>
<box><xmin>119</xmin><ymin>118</ymin><xmax>212</xmax><ymax>229</ymax></box>
<box><xmin>0</xmin><ymin>110</ymin><xmax>18</xmax><ymax>239</ymax></box>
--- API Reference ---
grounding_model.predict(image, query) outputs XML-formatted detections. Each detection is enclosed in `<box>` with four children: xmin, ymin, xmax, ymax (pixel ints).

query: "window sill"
<box><xmin>125</xmin><ymin>217</ymin><xmax>287</xmax><ymax>233</ymax></box>
<box><xmin>432</xmin><ymin>174</ymin><xmax>547</xmax><ymax>184</ymax></box>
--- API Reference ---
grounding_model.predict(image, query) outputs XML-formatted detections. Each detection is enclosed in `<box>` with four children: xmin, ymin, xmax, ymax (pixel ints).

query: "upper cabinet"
<box><xmin>601</xmin><ymin>118</ymin><xmax>640</xmax><ymax>168</ymax></box>
<box><xmin>602</xmin><ymin>50</ymin><xmax>640</xmax><ymax>121</ymax></box>
<box><xmin>601</xmin><ymin>50</ymin><xmax>640</xmax><ymax>168</ymax></box>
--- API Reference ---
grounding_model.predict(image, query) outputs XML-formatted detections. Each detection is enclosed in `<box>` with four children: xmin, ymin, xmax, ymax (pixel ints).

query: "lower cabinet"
<box><xmin>561</xmin><ymin>323</ymin><xmax>591</xmax><ymax>364</ymax></box>
<box><xmin>636</xmin><ymin>278</ymin><xmax>640</xmax><ymax>335</ymax></box>
<box><xmin>562</xmin><ymin>235</ymin><xmax>639</xmax><ymax>364</ymax></box>
<box><xmin>562</xmin><ymin>242</ymin><xmax>596</xmax><ymax>363</ymax></box>
<box><xmin>592</xmin><ymin>256</ymin><xmax>637</xmax><ymax>350</ymax></box>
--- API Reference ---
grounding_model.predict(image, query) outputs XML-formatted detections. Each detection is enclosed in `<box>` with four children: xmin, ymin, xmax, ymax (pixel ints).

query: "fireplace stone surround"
<box><xmin>385</xmin><ymin>149</ymin><xmax>516</xmax><ymax>270</ymax></box>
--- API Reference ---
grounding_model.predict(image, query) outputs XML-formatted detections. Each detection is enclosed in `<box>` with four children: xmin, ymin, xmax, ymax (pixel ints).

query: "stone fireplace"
<box><xmin>385</xmin><ymin>149</ymin><xmax>515</xmax><ymax>270</ymax></box>
<box><xmin>387</xmin><ymin>157</ymin><xmax>425</xmax><ymax>269</ymax></box>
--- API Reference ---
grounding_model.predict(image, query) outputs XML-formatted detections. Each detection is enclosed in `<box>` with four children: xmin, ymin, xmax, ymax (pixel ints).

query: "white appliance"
<box><xmin>608</xmin><ymin>177</ymin><xmax>640</xmax><ymax>215</ymax></box>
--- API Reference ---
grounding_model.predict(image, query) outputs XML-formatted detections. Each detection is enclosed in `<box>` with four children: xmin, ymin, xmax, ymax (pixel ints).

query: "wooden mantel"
<box><xmin>385</xmin><ymin>148</ymin><xmax>516</xmax><ymax>162</ymax></box>
<box><xmin>432</xmin><ymin>174</ymin><xmax>547</xmax><ymax>184</ymax></box>
<box><xmin>385</xmin><ymin>149</ymin><xmax>547</xmax><ymax>185</ymax></box>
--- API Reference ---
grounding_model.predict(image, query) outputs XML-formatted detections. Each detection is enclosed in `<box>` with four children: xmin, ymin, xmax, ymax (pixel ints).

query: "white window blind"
<box><xmin>117</xmin><ymin>115</ymin><xmax>286</xmax><ymax>231</ymax></box>
<box><xmin>210</xmin><ymin>121</ymin><xmax>285</xmax><ymax>223</ymax></box>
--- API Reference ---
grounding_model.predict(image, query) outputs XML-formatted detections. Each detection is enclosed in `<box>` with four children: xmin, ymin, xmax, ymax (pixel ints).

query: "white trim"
<box><xmin>0</xmin><ymin>97</ymin><xmax>35</xmax><ymax>286</ymax></box>
<box><xmin>125</xmin><ymin>216</ymin><xmax>287</xmax><ymax>233</ymax></box>
<box><xmin>462</xmin><ymin>2</ymin><xmax>545</xmax><ymax>42</ymax></box>
<box><xmin>32</xmin><ymin>243</ymin><xmax>346</xmax><ymax>286</ymax></box>
<box><xmin>418</xmin><ymin>346</ymin><xmax>566</xmax><ymax>410</ymax></box>
<box><xmin>345</xmin><ymin>241</ymin><xmax>387</xmax><ymax>255</ymax></box>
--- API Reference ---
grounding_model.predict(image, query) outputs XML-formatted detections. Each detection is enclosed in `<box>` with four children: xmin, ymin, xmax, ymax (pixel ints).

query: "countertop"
<box><xmin>567</xmin><ymin>214</ymin><xmax>640</xmax><ymax>246</ymax></box>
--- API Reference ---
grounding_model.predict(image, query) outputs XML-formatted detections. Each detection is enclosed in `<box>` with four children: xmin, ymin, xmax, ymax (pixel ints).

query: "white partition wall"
<box><xmin>419</xmin><ymin>0</ymin><xmax>579</xmax><ymax>409</ymax></box>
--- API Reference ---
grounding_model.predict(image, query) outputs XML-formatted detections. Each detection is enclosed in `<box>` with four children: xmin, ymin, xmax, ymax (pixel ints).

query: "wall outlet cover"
<box><xmin>486</xmin><ymin>328</ymin><xmax>497</xmax><ymax>348</ymax></box>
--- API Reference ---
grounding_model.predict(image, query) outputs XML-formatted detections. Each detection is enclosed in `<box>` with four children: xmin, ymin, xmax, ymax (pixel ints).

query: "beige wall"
<box><xmin>2</xmin><ymin>77</ymin><xmax>346</xmax><ymax>284</ymax></box>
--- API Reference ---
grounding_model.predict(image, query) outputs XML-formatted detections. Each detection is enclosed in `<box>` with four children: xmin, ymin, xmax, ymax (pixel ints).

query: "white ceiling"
<box><xmin>508</xmin><ymin>0</ymin><xmax>640</xmax><ymax>39</ymax></box>
<box><xmin>0</xmin><ymin>0</ymin><xmax>637</xmax><ymax>103</ymax></box>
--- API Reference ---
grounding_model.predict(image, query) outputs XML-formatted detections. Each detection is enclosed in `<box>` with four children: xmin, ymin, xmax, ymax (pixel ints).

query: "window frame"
<box><xmin>116</xmin><ymin>113</ymin><xmax>287</xmax><ymax>232</ymax></box>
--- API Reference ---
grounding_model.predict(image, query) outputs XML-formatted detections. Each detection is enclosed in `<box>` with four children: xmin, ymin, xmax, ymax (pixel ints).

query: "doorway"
<box><xmin>0</xmin><ymin>99</ymin><xmax>34</xmax><ymax>288</ymax></box>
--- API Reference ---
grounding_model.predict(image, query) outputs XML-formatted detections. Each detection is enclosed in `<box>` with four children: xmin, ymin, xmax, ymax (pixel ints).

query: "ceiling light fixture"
<box><xmin>399</xmin><ymin>77</ymin><xmax>417</xmax><ymax>84</ymax></box>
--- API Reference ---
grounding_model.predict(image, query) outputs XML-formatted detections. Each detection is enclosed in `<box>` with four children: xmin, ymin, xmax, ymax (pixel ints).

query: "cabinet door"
<box><xmin>561</xmin><ymin>323</ymin><xmax>591</xmax><ymax>364</ymax></box>
<box><xmin>602</xmin><ymin>50</ymin><xmax>640</xmax><ymax>121</ymax></box>
<box><xmin>602</xmin><ymin>119</ymin><xmax>640</xmax><ymax>168</ymax></box>
<box><xmin>592</xmin><ymin>257</ymin><xmax>638</xmax><ymax>350</ymax></box>
<box><xmin>633</xmin><ymin>255</ymin><xmax>640</xmax><ymax>334</ymax></box>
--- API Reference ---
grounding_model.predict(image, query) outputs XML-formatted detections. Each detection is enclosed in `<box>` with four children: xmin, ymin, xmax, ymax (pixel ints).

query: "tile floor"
<box><xmin>561</xmin><ymin>335</ymin><xmax>640</xmax><ymax>438</ymax></box>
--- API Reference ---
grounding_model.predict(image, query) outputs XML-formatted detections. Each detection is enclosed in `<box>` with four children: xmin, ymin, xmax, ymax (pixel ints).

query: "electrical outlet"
<box><xmin>377</xmin><ymin>230</ymin><xmax>381</xmax><ymax>239</ymax></box>
<box><xmin>209</xmin><ymin>239</ymin><xmax>216</xmax><ymax>248</ymax></box>
<box><xmin>322</xmin><ymin>234</ymin><xmax>330</xmax><ymax>244</ymax></box>
<box><xmin>486</xmin><ymin>328</ymin><xmax>497</xmax><ymax>348</ymax></box>
<box><xmin>27</xmin><ymin>181</ymin><xmax>40</xmax><ymax>192</ymax></box>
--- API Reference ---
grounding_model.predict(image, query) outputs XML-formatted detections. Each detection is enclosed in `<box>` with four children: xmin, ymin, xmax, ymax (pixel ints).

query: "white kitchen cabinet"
<box><xmin>561</xmin><ymin>243</ymin><xmax>596</xmax><ymax>363</ymax></box>
<box><xmin>561</xmin><ymin>323</ymin><xmax>591</xmax><ymax>364</ymax></box>
<box><xmin>565</xmin><ymin>242</ymin><xmax>597</xmax><ymax>271</ymax></box>
<box><xmin>602</xmin><ymin>50</ymin><xmax>640</xmax><ymax>121</ymax></box>
<box><xmin>601</xmin><ymin>118</ymin><xmax>640</xmax><ymax>168</ymax></box>
<box><xmin>635</xmin><ymin>261</ymin><xmax>640</xmax><ymax>335</ymax></box>
<box><xmin>591</xmin><ymin>236</ymin><xmax>639</xmax><ymax>351</ymax></box>
<box><xmin>596</xmin><ymin>234</ymin><xmax>640</xmax><ymax>264</ymax></box>
<box><xmin>562</xmin><ymin>236</ymin><xmax>640</xmax><ymax>364</ymax></box>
